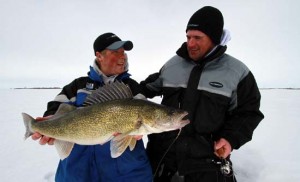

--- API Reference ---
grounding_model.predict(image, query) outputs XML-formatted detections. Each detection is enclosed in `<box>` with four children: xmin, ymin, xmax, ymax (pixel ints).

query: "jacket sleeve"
<box><xmin>140</xmin><ymin>72</ymin><xmax>163</xmax><ymax>98</ymax></box>
<box><xmin>220</xmin><ymin>71</ymin><xmax>264</xmax><ymax>149</ymax></box>
<box><xmin>123</xmin><ymin>78</ymin><xmax>143</xmax><ymax>96</ymax></box>
<box><xmin>43</xmin><ymin>77</ymin><xmax>87</xmax><ymax>116</ymax></box>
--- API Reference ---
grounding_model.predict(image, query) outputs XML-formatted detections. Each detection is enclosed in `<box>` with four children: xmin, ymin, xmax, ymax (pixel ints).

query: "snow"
<box><xmin>1</xmin><ymin>89</ymin><xmax>299</xmax><ymax>181</ymax></box>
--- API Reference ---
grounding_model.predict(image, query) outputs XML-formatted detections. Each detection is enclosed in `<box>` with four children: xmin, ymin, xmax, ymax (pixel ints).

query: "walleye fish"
<box><xmin>22</xmin><ymin>82</ymin><xmax>189</xmax><ymax>160</ymax></box>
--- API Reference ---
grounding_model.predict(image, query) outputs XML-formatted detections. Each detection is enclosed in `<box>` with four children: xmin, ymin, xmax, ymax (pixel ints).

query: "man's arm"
<box><xmin>43</xmin><ymin>78</ymin><xmax>84</xmax><ymax>116</ymax></box>
<box><xmin>219</xmin><ymin>72</ymin><xmax>264</xmax><ymax>150</ymax></box>
<box><xmin>140</xmin><ymin>72</ymin><xmax>162</xmax><ymax>98</ymax></box>
<box><xmin>33</xmin><ymin>78</ymin><xmax>84</xmax><ymax>145</ymax></box>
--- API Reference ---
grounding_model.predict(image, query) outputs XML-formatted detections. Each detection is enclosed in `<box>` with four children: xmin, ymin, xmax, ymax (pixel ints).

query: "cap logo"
<box><xmin>109</xmin><ymin>35</ymin><xmax>117</xmax><ymax>38</ymax></box>
<box><xmin>187</xmin><ymin>24</ymin><xmax>199</xmax><ymax>27</ymax></box>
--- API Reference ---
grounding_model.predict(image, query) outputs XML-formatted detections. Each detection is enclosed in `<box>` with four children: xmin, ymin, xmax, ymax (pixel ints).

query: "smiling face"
<box><xmin>95</xmin><ymin>48</ymin><xmax>127</xmax><ymax>76</ymax></box>
<box><xmin>186</xmin><ymin>30</ymin><xmax>215</xmax><ymax>61</ymax></box>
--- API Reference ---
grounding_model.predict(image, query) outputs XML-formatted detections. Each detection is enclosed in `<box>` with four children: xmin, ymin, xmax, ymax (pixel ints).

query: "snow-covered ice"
<box><xmin>0</xmin><ymin>88</ymin><xmax>299</xmax><ymax>181</ymax></box>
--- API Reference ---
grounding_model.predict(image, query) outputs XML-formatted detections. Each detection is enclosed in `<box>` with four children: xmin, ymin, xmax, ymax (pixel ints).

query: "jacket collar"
<box><xmin>88</xmin><ymin>60</ymin><xmax>131</xmax><ymax>85</ymax></box>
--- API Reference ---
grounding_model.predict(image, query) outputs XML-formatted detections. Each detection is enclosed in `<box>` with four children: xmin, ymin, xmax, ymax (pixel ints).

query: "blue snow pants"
<box><xmin>55</xmin><ymin>140</ymin><xmax>153</xmax><ymax>182</ymax></box>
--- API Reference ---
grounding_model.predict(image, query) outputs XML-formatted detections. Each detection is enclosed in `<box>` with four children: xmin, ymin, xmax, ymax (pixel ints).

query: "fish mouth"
<box><xmin>178</xmin><ymin>111</ymin><xmax>190</xmax><ymax>127</ymax></box>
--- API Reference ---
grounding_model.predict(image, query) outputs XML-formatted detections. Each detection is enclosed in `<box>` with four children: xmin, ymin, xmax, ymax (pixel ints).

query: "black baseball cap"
<box><xmin>93</xmin><ymin>32</ymin><xmax>133</xmax><ymax>55</ymax></box>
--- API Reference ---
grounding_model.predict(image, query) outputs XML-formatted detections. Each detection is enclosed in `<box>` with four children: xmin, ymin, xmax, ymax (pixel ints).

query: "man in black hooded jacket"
<box><xmin>140</xmin><ymin>6</ymin><xmax>264</xmax><ymax>182</ymax></box>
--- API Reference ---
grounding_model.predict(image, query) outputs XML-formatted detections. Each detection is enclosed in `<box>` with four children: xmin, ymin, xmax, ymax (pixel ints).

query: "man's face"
<box><xmin>96</xmin><ymin>48</ymin><xmax>127</xmax><ymax>76</ymax></box>
<box><xmin>186</xmin><ymin>30</ymin><xmax>215</xmax><ymax>61</ymax></box>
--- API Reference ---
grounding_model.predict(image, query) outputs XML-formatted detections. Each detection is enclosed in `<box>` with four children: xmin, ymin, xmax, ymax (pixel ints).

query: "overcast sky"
<box><xmin>1</xmin><ymin>0</ymin><xmax>300</xmax><ymax>89</ymax></box>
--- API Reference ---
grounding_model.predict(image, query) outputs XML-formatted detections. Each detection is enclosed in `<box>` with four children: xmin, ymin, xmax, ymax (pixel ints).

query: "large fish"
<box><xmin>22</xmin><ymin>82</ymin><xmax>189</xmax><ymax>160</ymax></box>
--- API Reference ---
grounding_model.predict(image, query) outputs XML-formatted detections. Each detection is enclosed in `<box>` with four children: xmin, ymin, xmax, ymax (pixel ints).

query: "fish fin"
<box><xmin>129</xmin><ymin>138</ymin><xmax>137</xmax><ymax>151</ymax></box>
<box><xmin>21</xmin><ymin>112</ymin><xmax>35</xmax><ymax>140</ymax></box>
<box><xmin>132</xmin><ymin>93</ymin><xmax>147</xmax><ymax>100</ymax></box>
<box><xmin>54</xmin><ymin>140</ymin><xmax>74</xmax><ymax>160</ymax></box>
<box><xmin>54</xmin><ymin>103</ymin><xmax>77</xmax><ymax>117</ymax></box>
<box><xmin>110</xmin><ymin>135</ymin><xmax>135</xmax><ymax>158</ymax></box>
<box><xmin>98</xmin><ymin>135</ymin><xmax>114</xmax><ymax>145</ymax></box>
<box><xmin>83</xmin><ymin>81</ymin><xmax>133</xmax><ymax>106</ymax></box>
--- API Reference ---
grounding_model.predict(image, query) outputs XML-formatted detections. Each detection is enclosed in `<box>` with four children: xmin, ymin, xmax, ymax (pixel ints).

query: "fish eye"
<box><xmin>169</xmin><ymin>109</ymin><xmax>176</xmax><ymax>115</ymax></box>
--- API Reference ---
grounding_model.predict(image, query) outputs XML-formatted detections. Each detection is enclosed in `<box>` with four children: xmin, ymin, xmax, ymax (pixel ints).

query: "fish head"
<box><xmin>142</xmin><ymin>106</ymin><xmax>190</xmax><ymax>133</ymax></box>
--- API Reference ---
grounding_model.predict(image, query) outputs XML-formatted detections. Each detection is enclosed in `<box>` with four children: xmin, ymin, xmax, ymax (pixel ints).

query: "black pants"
<box><xmin>183</xmin><ymin>171</ymin><xmax>236</xmax><ymax>182</ymax></box>
<box><xmin>154</xmin><ymin>170</ymin><xmax>237</xmax><ymax>182</ymax></box>
<box><xmin>152</xmin><ymin>159</ymin><xmax>237</xmax><ymax>182</ymax></box>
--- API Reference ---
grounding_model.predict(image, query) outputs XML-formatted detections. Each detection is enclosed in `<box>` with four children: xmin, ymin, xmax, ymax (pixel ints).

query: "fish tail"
<box><xmin>21</xmin><ymin>113</ymin><xmax>35</xmax><ymax>140</ymax></box>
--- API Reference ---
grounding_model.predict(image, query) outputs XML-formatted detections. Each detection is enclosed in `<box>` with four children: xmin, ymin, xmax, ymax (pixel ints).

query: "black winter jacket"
<box><xmin>44</xmin><ymin>72</ymin><xmax>141</xmax><ymax>116</ymax></box>
<box><xmin>141</xmin><ymin>43</ymin><xmax>264</xmax><ymax>174</ymax></box>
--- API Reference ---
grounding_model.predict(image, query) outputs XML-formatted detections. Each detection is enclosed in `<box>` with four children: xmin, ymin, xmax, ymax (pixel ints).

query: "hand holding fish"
<box><xmin>133</xmin><ymin>135</ymin><xmax>143</xmax><ymax>140</ymax></box>
<box><xmin>31</xmin><ymin>115</ymin><xmax>55</xmax><ymax>145</ymax></box>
